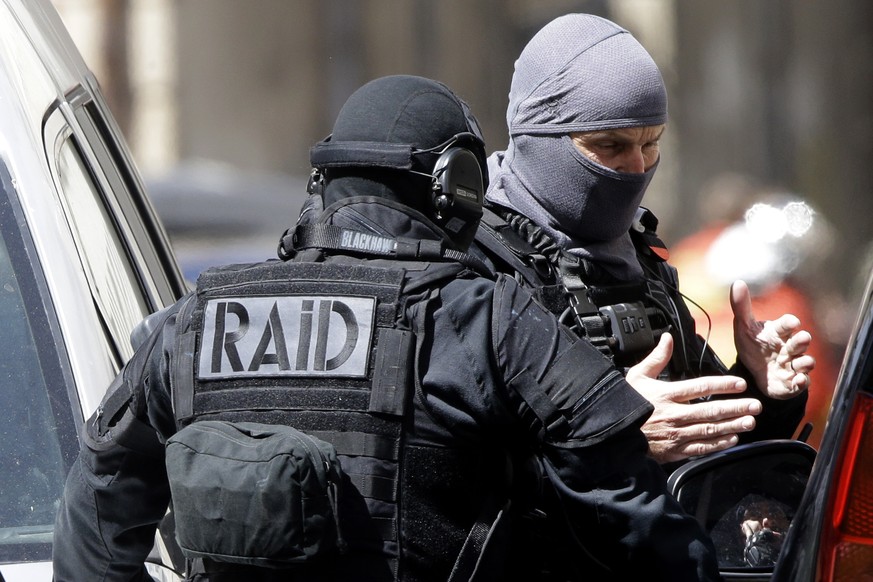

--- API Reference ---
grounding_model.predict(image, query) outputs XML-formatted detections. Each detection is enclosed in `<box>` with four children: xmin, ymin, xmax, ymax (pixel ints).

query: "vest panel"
<box><xmin>171</xmin><ymin>258</ymin><xmax>479</xmax><ymax>580</ymax></box>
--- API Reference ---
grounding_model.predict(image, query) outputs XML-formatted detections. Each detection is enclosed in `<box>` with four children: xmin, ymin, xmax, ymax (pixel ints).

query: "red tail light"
<box><xmin>819</xmin><ymin>392</ymin><xmax>873</xmax><ymax>580</ymax></box>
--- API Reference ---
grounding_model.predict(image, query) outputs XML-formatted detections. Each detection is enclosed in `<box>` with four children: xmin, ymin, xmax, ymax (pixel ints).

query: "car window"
<box><xmin>46</xmin><ymin>94</ymin><xmax>185</xmax><ymax>367</ymax></box>
<box><xmin>0</xmin><ymin>161</ymin><xmax>77</xmax><ymax>563</ymax></box>
<box><xmin>71</xmin><ymin>91</ymin><xmax>185</xmax><ymax>307</ymax></box>
<box><xmin>54</xmin><ymin>128</ymin><xmax>149</xmax><ymax>364</ymax></box>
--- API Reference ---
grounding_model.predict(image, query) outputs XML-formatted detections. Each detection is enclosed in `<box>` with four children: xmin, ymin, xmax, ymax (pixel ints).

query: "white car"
<box><xmin>0</xmin><ymin>0</ymin><xmax>187</xmax><ymax>579</ymax></box>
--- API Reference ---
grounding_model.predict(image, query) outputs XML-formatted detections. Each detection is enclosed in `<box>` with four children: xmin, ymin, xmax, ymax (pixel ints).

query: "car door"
<box><xmin>0</xmin><ymin>2</ymin><xmax>186</xmax><ymax>575</ymax></box>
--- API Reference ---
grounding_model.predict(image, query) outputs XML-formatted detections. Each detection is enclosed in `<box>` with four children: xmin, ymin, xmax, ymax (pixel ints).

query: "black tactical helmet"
<box><xmin>309</xmin><ymin>75</ymin><xmax>487</xmax><ymax>249</ymax></box>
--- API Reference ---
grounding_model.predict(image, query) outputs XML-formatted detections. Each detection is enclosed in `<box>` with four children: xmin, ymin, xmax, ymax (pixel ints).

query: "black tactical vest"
<box><xmin>169</xmin><ymin>256</ymin><xmax>500</xmax><ymax>581</ymax></box>
<box><xmin>477</xmin><ymin>205</ymin><xmax>728</xmax><ymax>379</ymax></box>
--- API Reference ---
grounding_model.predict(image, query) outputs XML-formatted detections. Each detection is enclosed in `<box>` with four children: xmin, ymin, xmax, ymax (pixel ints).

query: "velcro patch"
<box><xmin>198</xmin><ymin>295</ymin><xmax>375</xmax><ymax>379</ymax></box>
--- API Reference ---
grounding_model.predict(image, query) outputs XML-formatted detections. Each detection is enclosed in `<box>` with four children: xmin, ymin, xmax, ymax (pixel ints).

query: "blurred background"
<box><xmin>50</xmin><ymin>0</ymin><xmax>873</xmax><ymax>446</ymax></box>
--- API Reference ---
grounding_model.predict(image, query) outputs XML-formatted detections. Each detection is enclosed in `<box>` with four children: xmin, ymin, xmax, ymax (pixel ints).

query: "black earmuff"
<box><xmin>306</xmin><ymin>168</ymin><xmax>325</xmax><ymax>196</ymax></box>
<box><xmin>430</xmin><ymin>146</ymin><xmax>484</xmax><ymax>226</ymax></box>
<box><xmin>307</xmin><ymin>132</ymin><xmax>485</xmax><ymax>244</ymax></box>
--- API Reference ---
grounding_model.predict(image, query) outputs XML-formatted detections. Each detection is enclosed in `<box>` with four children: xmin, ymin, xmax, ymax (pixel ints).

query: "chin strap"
<box><xmin>279</xmin><ymin>223</ymin><xmax>494</xmax><ymax>279</ymax></box>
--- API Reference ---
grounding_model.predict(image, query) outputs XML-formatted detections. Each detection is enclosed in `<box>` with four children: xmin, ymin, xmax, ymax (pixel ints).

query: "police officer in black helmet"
<box><xmin>53</xmin><ymin>75</ymin><xmax>719</xmax><ymax>581</ymax></box>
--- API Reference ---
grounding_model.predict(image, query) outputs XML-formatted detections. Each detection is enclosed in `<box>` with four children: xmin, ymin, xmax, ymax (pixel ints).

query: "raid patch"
<box><xmin>198</xmin><ymin>295</ymin><xmax>375</xmax><ymax>379</ymax></box>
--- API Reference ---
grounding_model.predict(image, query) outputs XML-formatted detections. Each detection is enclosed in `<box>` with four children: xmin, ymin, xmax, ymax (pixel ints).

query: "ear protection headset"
<box><xmin>308</xmin><ymin>131</ymin><xmax>486</xmax><ymax>232</ymax></box>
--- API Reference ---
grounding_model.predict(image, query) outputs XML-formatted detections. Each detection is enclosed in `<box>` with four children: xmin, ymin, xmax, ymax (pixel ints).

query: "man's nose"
<box><xmin>619</xmin><ymin>148</ymin><xmax>647</xmax><ymax>174</ymax></box>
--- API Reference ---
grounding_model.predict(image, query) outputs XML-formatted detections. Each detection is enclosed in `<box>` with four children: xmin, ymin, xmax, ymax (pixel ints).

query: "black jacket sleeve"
<box><xmin>53</xmin><ymin>301</ymin><xmax>185</xmax><ymax>582</ymax></box>
<box><xmin>488</xmin><ymin>275</ymin><xmax>721</xmax><ymax>581</ymax></box>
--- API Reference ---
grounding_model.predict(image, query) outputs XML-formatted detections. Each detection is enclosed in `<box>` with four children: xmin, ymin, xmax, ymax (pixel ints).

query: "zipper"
<box><xmin>292</xmin><ymin>428</ymin><xmax>347</xmax><ymax>553</ymax></box>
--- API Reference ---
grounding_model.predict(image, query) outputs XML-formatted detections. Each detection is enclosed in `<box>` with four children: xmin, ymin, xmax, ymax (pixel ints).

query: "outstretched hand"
<box><xmin>626</xmin><ymin>333</ymin><xmax>762</xmax><ymax>464</ymax></box>
<box><xmin>730</xmin><ymin>280</ymin><xmax>814</xmax><ymax>400</ymax></box>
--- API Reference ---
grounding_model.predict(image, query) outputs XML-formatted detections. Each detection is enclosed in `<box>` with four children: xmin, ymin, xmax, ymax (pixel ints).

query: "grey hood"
<box><xmin>486</xmin><ymin>13</ymin><xmax>667</xmax><ymax>280</ymax></box>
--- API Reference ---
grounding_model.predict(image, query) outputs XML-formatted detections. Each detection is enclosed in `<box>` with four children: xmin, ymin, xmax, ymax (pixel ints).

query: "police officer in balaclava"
<box><xmin>479</xmin><ymin>14</ymin><xmax>814</xmax><ymax>465</ymax></box>
<box><xmin>486</xmin><ymin>13</ymin><xmax>666</xmax><ymax>281</ymax></box>
<box><xmin>54</xmin><ymin>74</ymin><xmax>720</xmax><ymax>581</ymax></box>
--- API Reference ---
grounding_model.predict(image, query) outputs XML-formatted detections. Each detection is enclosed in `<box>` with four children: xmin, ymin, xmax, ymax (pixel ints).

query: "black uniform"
<box><xmin>53</xmin><ymin>198</ymin><xmax>719</xmax><ymax>581</ymax></box>
<box><xmin>474</xmin><ymin>203</ymin><xmax>808</xmax><ymax>446</ymax></box>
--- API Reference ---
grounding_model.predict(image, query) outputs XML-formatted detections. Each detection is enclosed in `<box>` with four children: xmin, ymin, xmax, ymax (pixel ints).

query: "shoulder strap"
<box><xmin>170</xmin><ymin>293</ymin><xmax>200</xmax><ymax>423</ymax></box>
<box><xmin>476</xmin><ymin>207</ymin><xmax>552</xmax><ymax>287</ymax></box>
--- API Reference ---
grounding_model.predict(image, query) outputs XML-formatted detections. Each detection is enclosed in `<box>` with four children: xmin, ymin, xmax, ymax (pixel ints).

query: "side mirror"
<box><xmin>667</xmin><ymin>440</ymin><xmax>816</xmax><ymax>576</ymax></box>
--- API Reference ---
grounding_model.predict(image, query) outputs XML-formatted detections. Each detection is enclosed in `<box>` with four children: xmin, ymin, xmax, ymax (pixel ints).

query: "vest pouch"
<box><xmin>166</xmin><ymin>420</ymin><xmax>344</xmax><ymax>568</ymax></box>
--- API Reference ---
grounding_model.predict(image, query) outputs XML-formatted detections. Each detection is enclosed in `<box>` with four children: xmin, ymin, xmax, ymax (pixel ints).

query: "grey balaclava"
<box><xmin>486</xmin><ymin>13</ymin><xmax>667</xmax><ymax>281</ymax></box>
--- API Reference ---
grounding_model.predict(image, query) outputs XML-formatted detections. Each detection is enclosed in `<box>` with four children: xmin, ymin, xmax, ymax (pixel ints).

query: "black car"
<box><xmin>670</xmin><ymin>272</ymin><xmax>873</xmax><ymax>581</ymax></box>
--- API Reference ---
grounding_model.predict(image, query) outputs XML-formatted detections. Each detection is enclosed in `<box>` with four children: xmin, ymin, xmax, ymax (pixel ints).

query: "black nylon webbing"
<box><xmin>447</xmin><ymin>499</ymin><xmax>511</xmax><ymax>582</ymax></box>
<box><xmin>370</xmin><ymin>328</ymin><xmax>414</xmax><ymax>416</ymax></box>
<box><xmin>297</xmin><ymin>224</ymin><xmax>368</xmax><ymax>253</ymax></box>
<box><xmin>290</xmin><ymin>224</ymin><xmax>492</xmax><ymax>277</ymax></box>
<box><xmin>192</xmin><ymin>387</ymin><xmax>371</xmax><ymax>415</ymax></box>
<box><xmin>309</xmin><ymin>431</ymin><xmax>399</xmax><ymax>460</ymax></box>
<box><xmin>478</xmin><ymin>208</ymin><xmax>551</xmax><ymax>285</ymax></box>
<box><xmin>508</xmin><ymin>369</ymin><xmax>570</xmax><ymax>439</ymax></box>
<box><xmin>171</xmin><ymin>294</ymin><xmax>200</xmax><ymax>423</ymax></box>
<box><xmin>345</xmin><ymin>472</ymin><xmax>397</xmax><ymax>503</ymax></box>
<box><xmin>172</xmin><ymin>332</ymin><xmax>197</xmax><ymax>421</ymax></box>
<box><xmin>363</xmin><ymin>516</ymin><xmax>398</xmax><ymax>543</ymax></box>
<box><xmin>448</xmin><ymin>519</ymin><xmax>490</xmax><ymax>582</ymax></box>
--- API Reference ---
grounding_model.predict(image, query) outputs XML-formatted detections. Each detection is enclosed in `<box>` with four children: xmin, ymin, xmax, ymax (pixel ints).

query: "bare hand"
<box><xmin>730</xmin><ymin>280</ymin><xmax>815</xmax><ymax>400</ymax></box>
<box><xmin>626</xmin><ymin>333</ymin><xmax>762</xmax><ymax>464</ymax></box>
